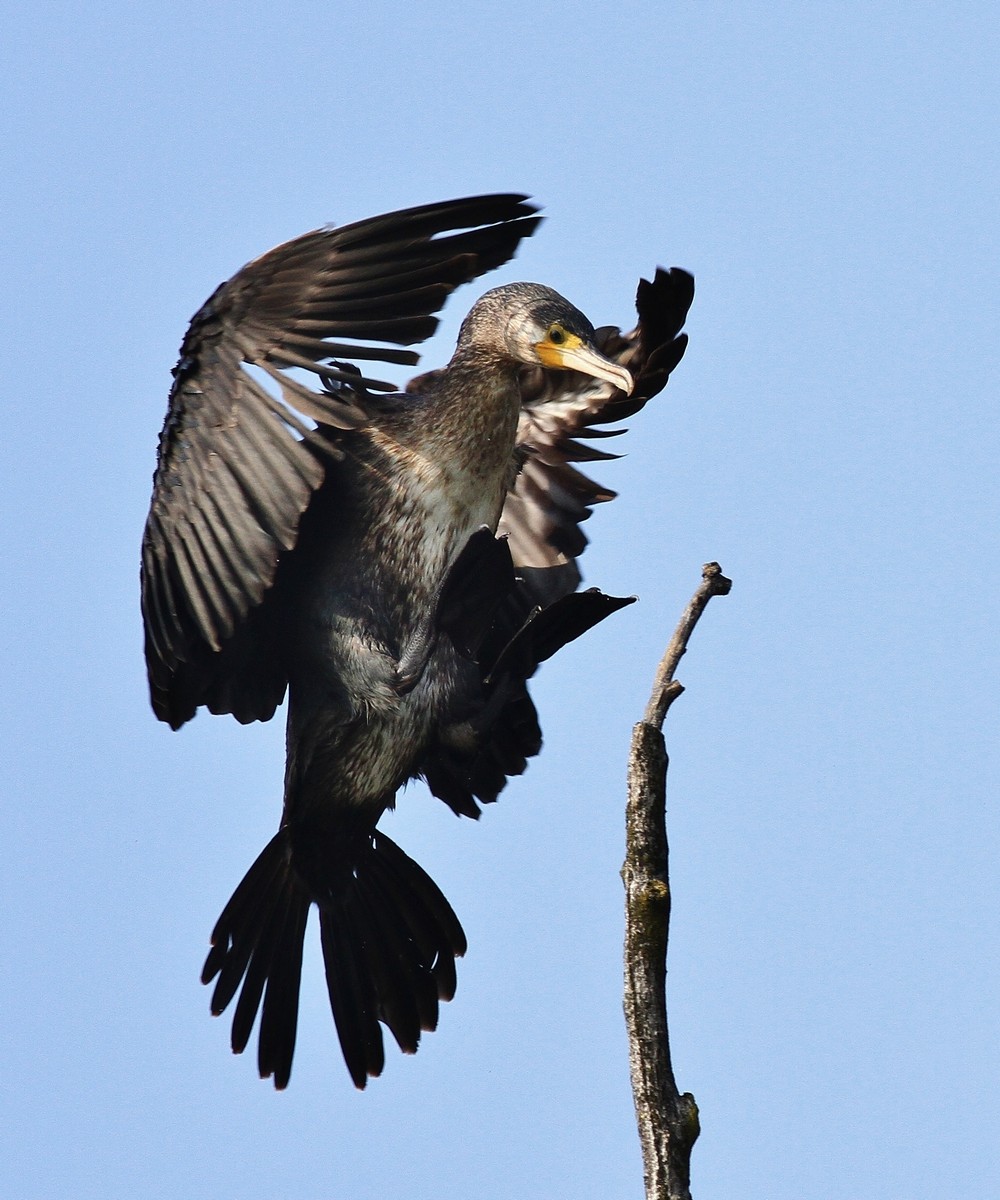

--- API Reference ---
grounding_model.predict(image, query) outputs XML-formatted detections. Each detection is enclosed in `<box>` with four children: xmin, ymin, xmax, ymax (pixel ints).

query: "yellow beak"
<box><xmin>536</xmin><ymin>336</ymin><xmax>634</xmax><ymax>395</ymax></box>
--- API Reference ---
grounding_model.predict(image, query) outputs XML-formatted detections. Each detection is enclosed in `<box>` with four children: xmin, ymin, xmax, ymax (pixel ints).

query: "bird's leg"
<box><xmin>392</xmin><ymin>619</ymin><xmax>437</xmax><ymax>696</ymax></box>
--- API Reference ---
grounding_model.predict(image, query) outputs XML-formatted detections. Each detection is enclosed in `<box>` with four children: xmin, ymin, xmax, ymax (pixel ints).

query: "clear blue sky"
<box><xmin>3</xmin><ymin>4</ymin><xmax>997</xmax><ymax>1198</ymax></box>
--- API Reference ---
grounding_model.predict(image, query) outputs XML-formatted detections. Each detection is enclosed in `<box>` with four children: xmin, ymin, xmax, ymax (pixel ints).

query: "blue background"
<box><xmin>3</xmin><ymin>4</ymin><xmax>997</xmax><ymax>1197</ymax></box>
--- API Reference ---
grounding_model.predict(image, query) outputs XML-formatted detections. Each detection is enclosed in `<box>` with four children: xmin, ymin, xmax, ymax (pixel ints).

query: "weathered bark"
<box><xmin>623</xmin><ymin>562</ymin><xmax>731</xmax><ymax>1200</ymax></box>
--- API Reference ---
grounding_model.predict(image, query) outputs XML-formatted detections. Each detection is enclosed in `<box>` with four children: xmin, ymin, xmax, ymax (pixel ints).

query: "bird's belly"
<box><xmin>286</xmin><ymin>634</ymin><xmax>472</xmax><ymax>823</ymax></box>
<box><xmin>290</xmin><ymin>479</ymin><xmax>492</xmax><ymax>779</ymax></box>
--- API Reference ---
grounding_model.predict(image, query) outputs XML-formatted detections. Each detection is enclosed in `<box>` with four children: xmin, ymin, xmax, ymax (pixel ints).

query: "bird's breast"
<box><xmin>295</xmin><ymin>376</ymin><xmax>521</xmax><ymax>713</ymax></box>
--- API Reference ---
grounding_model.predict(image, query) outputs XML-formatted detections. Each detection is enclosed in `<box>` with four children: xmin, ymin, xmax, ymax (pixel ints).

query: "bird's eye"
<box><xmin>548</xmin><ymin>325</ymin><xmax>566</xmax><ymax>344</ymax></box>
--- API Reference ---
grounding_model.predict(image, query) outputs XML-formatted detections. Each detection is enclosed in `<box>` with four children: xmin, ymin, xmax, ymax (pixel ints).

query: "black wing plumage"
<box><xmin>500</xmin><ymin>266</ymin><xmax>695</xmax><ymax>605</ymax></box>
<box><xmin>142</xmin><ymin>195</ymin><xmax>541</xmax><ymax>729</ymax></box>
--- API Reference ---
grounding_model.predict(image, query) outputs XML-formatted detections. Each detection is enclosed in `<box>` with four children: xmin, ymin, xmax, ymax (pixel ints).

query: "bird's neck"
<box><xmin>440</xmin><ymin>343</ymin><xmax>520</xmax><ymax>393</ymax></box>
<box><xmin>422</xmin><ymin>346</ymin><xmax>522</xmax><ymax>464</ymax></box>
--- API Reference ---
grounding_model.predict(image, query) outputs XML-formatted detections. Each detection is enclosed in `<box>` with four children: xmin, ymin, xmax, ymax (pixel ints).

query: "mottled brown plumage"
<box><xmin>141</xmin><ymin>195</ymin><xmax>693</xmax><ymax>1088</ymax></box>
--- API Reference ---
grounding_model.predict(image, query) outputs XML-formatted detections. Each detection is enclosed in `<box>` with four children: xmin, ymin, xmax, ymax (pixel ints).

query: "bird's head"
<box><xmin>457</xmin><ymin>282</ymin><xmax>634</xmax><ymax>394</ymax></box>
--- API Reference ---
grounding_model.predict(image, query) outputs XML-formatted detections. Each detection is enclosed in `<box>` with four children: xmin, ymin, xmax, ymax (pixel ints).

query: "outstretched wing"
<box><xmin>499</xmin><ymin>267</ymin><xmax>695</xmax><ymax>605</ymax></box>
<box><xmin>142</xmin><ymin>195</ymin><xmax>541</xmax><ymax>729</ymax></box>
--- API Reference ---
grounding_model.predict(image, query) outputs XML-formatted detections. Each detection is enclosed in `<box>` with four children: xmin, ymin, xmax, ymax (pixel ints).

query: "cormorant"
<box><xmin>141</xmin><ymin>194</ymin><xmax>694</xmax><ymax>1088</ymax></box>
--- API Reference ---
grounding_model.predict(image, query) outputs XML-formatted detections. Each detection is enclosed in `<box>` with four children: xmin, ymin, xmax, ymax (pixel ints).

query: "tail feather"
<box><xmin>372</xmin><ymin>831</ymin><xmax>468</xmax><ymax>985</ymax></box>
<box><xmin>354</xmin><ymin>874</ymin><xmax>435</xmax><ymax>1053</ymax></box>
<box><xmin>328</xmin><ymin>831</ymin><xmax>467</xmax><ymax>1066</ymax></box>
<box><xmin>228</xmin><ymin>860</ymin><xmax>304</xmax><ymax>1065</ymax></box>
<box><xmin>202</xmin><ymin>825</ymin><xmax>465</xmax><ymax>1090</ymax></box>
<box><xmin>226</xmin><ymin>888</ymin><xmax>284</xmax><ymax>1056</ymax></box>
<box><xmin>202</xmin><ymin>834</ymin><xmax>287</xmax><ymax>1012</ymax></box>
<box><xmin>257</xmin><ymin>894</ymin><xmax>308</xmax><ymax>1087</ymax></box>
<box><xmin>319</xmin><ymin>904</ymin><xmax>385</xmax><ymax>1087</ymax></box>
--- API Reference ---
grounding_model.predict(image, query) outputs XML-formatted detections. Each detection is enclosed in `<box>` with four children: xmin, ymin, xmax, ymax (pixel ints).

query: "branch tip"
<box><xmin>700</xmin><ymin>561</ymin><xmax>732</xmax><ymax>596</ymax></box>
<box><xmin>643</xmin><ymin>563</ymin><xmax>730</xmax><ymax>730</ymax></box>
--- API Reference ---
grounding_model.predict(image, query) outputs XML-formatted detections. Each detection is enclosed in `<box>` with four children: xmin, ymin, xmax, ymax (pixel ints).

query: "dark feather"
<box><xmin>500</xmin><ymin>266</ymin><xmax>694</xmax><ymax>607</ymax></box>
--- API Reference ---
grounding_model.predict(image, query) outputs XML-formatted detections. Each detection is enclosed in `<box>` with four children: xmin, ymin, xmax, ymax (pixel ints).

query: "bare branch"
<box><xmin>644</xmin><ymin>562</ymin><xmax>732</xmax><ymax>728</ymax></box>
<box><xmin>624</xmin><ymin>562</ymin><xmax>731</xmax><ymax>1200</ymax></box>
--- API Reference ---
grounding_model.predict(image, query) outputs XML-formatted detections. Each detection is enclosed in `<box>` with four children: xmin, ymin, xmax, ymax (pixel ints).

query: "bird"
<box><xmin>141</xmin><ymin>194</ymin><xmax>694</xmax><ymax>1089</ymax></box>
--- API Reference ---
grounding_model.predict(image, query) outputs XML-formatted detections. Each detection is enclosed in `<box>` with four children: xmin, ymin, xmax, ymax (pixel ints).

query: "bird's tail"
<box><xmin>201</xmin><ymin>823</ymin><xmax>466</xmax><ymax>1089</ymax></box>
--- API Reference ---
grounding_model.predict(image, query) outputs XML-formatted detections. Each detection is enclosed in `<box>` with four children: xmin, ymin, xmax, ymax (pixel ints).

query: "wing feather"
<box><xmin>500</xmin><ymin>267</ymin><xmax>695</xmax><ymax>606</ymax></box>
